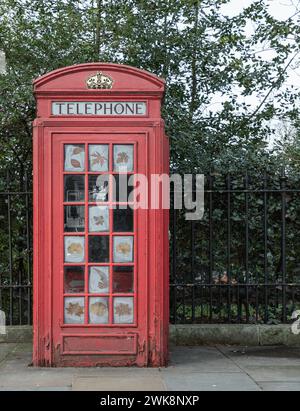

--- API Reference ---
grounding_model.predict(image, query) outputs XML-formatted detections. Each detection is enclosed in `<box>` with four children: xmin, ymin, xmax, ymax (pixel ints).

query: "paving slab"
<box><xmin>72</xmin><ymin>375</ymin><xmax>166</xmax><ymax>391</ymax></box>
<box><xmin>167</xmin><ymin>346</ymin><xmax>241</xmax><ymax>373</ymax></box>
<box><xmin>1</xmin><ymin>386</ymin><xmax>72</xmax><ymax>391</ymax></box>
<box><xmin>75</xmin><ymin>367</ymin><xmax>162</xmax><ymax>377</ymax></box>
<box><xmin>0</xmin><ymin>344</ymin><xmax>18</xmax><ymax>364</ymax></box>
<box><xmin>218</xmin><ymin>345</ymin><xmax>300</xmax><ymax>367</ymax></box>
<box><xmin>243</xmin><ymin>365</ymin><xmax>300</xmax><ymax>383</ymax></box>
<box><xmin>0</xmin><ymin>370</ymin><xmax>74</xmax><ymax>389</ymax></box>
<box><xmin>259</xmin><ymin>382</ymin><xmax>300</xmax><ymax>391</ymax></box>
<box><xmin>163</xmin><ymin>372</ymin><xmax>260</xmax><ymax>391</ymax></box>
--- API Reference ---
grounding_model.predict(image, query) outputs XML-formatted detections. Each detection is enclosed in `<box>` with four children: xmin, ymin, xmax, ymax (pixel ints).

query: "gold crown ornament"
<box><xmin>86</xmin><ymin>71</ymin><xmax>114</xmax><ymax>89</ymax></box>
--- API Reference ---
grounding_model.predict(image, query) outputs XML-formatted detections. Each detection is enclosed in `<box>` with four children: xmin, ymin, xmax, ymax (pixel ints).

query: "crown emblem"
<box><xmin>86</xmin><ymin>71</ymin><xmax>114</xmax><ymax>89</ymax></box>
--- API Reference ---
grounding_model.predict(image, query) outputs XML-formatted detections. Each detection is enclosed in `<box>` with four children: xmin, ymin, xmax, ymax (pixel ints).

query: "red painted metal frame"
<box><xmin>33</xmin><ymin>63</ymin><xmax>169</xmax><ymax>367</ymax></box>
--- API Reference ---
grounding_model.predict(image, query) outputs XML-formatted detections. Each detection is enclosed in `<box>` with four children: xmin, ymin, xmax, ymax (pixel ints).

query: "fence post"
<box><xmin>281</xmin><ymin>168</ymin><xmax>287</xmax><ymax>323</ymax></box>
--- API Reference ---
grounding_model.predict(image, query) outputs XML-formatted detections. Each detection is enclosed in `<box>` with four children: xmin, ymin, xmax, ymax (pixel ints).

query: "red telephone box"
<box><xmin>33</xmin><ymin>63</ymin><xmax>169</xmax><ymax>367</ymax></box>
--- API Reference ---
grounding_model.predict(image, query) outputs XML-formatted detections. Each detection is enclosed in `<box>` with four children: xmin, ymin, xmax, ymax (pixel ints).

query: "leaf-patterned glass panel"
<box><xmin>89</xmin><ymin>266</ymin><xmax>109</xmax><ymax>294</ymax></box>
<box><xmin>113</xmin><ymin>297</ymin><xmax>134</xmax><ymax>324</ymax></box>
<box><xmin>89</xmin><ymin>144</ymin><xmax>109</xmax><ymax>172</ymax></box>
<box><xmin>64</xmin><ymin>297</ymin><xmax>85</xmax><ymax>324</ymax></box>
<box><xmin>64</xmin><ymin>144</ymin><xmax>85</xmax><ymax>172</ymax></box>
<box><xmin>113</xmin><ymin>145</ymin><xmax>134</xmax><ymax>172</ymax></box>
<box><xmin>113</xmin><ymin>236</ymin><xmax>133</xmax><ymax>263</ymax></box>
<box><xmin>89</xmin><ymin>206</ymin><xmax>109</xmax><ymax>232</ymax></box>
<box><xmin>89</xmin><ymin>297</ymin><xmax>109</xmax><ymax>324</ymax></box>
<box><xmin>64</xmin><ymin>236</ymin><xmax>85</xmax><ymax>263</ymax></box>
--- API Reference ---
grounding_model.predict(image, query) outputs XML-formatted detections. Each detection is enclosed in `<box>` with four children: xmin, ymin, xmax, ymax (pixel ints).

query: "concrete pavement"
<box><xmin>1</xmin><ymin>343</ymin><xmax>300</xmax><ymax>391</ymax></box>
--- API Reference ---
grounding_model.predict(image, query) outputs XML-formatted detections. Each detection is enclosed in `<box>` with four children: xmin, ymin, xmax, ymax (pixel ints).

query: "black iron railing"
<box><xmin>0</xmin><ymin>170</ymin><xmax>32</xmax><ymax>325</ymax></box>
<box><xmin>170</xmin><ymin>172</ymin><xmax>300</xmax><ymax>324</ymax></box>
<box><xmin>1</xmin><ymin>170</ymin><xmax>300</xmax><ymax>325</ymax></box>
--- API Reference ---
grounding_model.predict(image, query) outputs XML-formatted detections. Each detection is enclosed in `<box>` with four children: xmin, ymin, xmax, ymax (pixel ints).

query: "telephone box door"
<box><xmin>51</xmin><ymin>132</ymin><xmax>148</xmax><ymax>366</ymax></box>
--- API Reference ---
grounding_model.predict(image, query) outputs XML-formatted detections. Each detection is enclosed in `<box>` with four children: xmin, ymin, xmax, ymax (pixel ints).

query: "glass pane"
<box><xmin>89</xmin><ymin>144</ymin><xmax>109</xmax><ymax>172</ymax></box>
<box><xmin>64</xmin><ymin>297</ymin><xmax>85</xmax><ymax>324</ymax></box>
<box><xmin>113</xmin><ymin>145</ymin><xmax>133</xmax><ymax>172</ymax></box>
<box><xmin>64</xmin><ymin>236</ymin><xmax>85</xmax><ymax>263</ymax></box>
<box><xmin>88</xmin><ymin>235</ymin><xmax>109</xmax><ymax>263</ymax></box>
<box><xmin>113</xmin><ymin>266</ymin><xmax>133</xmax><ymax>293</ymax></box>
<box><xmin>113</xmin><ymin>297</ymin><xmax>134</xmax><ymax>324</ymax></box>
<box><xmin>113</xmin><ymin>175</ymin><xmax>134</xmax><ymax>202</ymax></box>
<box><xmin>89</xmin><ymin>297</ymin><xmax>109</xmax><ymax>324</ymax></box>
<box><xmin>64</xmin><ymin>206</ymin><xmax>85</xmax><ymax>232</ymax></box>
<box><xmin>64</xmin><ymin>175</ymin><xmax>85</xmax><ymax>202</ymax></box>
<box><xmin>64</xmin><ymin>266</ymin><xmax>85</xmax><ymax>293</ymax></box>
<box><xmin>113</xmin><ymin>236</ymin><xmax>133</xmax><ymax>263</ymax></box>
<box><xmin>88</xmin><ymin>175</ymin><xmax>109</xmax><ymax>202</ymax></box>
<box><xmin>89</xmin><ymin>266</ymin><xmax>109</xmax><ymax>293</ymax></box>
<box><xmin>89</xmin><ymin>206</ymin><xmax>109</xmax><ymax>232</ymax></box>
<box><xmin>64</xmin><ymin>144</ymin><xmax>85</xmax><ymax>172</ymax></box>
<box><xmin>113</xmin><ymin>207</ymin><xmax>133</xmax><ymax>232</ymax></box>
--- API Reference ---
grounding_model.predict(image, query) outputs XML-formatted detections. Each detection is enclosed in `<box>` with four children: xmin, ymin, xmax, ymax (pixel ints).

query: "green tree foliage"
<box><xmin>0</xmin><ymin>0</ymin><xmax>300</xmax><ymax>174</ymax></box>
<box><xmin>275</xmin><ymin>121</ymin><xmax>300</xmax><ymax>172</ymax></box>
